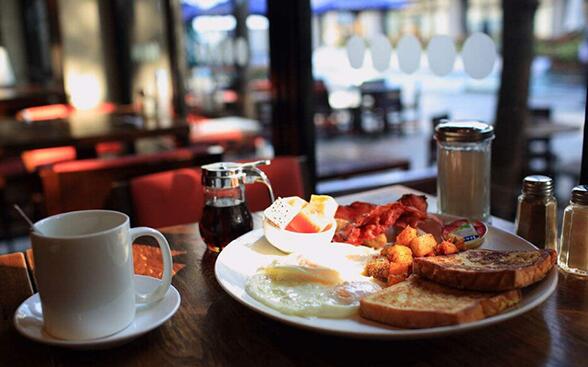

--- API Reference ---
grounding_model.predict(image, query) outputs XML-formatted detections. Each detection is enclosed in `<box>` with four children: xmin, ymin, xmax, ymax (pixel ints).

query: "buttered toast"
<box><xmin>413</xmin><ymin>249</ymin><xmax>556</xmax><ymax>291</ymax></box>
<box><xmin>360</xmin><ymin>275</ymin><xmax>522</xmax><ymax>329</ymax></box>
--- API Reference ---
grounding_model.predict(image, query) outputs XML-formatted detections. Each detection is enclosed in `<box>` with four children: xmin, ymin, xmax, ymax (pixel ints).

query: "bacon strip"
<box><xmin>334</xmin><ymin>194</ymin><xmax>434</xmax><ymax>246</ymax></box>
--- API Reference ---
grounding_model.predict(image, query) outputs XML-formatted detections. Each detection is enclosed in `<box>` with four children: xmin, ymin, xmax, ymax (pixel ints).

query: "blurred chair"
<box><xmin>130</xmin><ymin>156</ymin><xmax>308</xmax><ymax>228</ymax></box>
<box><xmin>313</xmin><ymin>80</ymin><xmax>337</xmax><ymax>137</ymax></box>
<box><xmin>17</xmin><ymin>104</ymin><xmax>77</xmax><ymax>171</ymax></box>
<box><xmin>190</xmin><ymin>116</ymin><xmax>261</xmax><ymax>155</ymax></box>
<box><xmin>402</xmin><ymin>84</ymin><xmax>421</xmax><ymax>131</ymax></box>
<box><xmin>360</xmin><ymin>80</ymin><xmax>403</xmax><ymax>134</ymax></box>
<box><xmin>525</xmin><ymin>106</ymin><xmax>555</xmax><ymax>176</ymax></box>
<box><xmin>17</xmin><ymin>103</ymin><xmax>127</xmax><ymax>168</ymax></box>
<box><xmin>39</xmin><ymin>146</ymin><xmax>223</xmax><ymax>216</ymax></box>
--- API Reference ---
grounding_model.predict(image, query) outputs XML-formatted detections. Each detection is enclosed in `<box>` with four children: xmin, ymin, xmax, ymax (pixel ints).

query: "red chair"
<box><xmin>17</xmin><ymin>104</ymin><xmax>77</xmax><ymax>171</ymax></box>
<box><xmin>130</xmin><ymin>156</ymin><xmax>308</xmax><ymax>228</ymax></box>
<box><xmin>40</xmin><ymin>147</ymin><xmax>222</xmax><ymax>216</ymax></box>
<box><xmin>17</xmin><ymin>103</ymin><xmax>127</xmax><ymax>169</ymax></box>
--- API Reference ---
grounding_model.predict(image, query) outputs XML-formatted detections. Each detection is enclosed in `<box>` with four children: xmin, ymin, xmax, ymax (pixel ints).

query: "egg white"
<box><xmin>245</xmin><ymin>242</ymin><xmax>381</xmax><ymax>318</ymax></box>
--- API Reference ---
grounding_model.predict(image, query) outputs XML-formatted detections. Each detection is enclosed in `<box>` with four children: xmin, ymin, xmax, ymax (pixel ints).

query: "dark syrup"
<box><xmin>199</xmin><ymin>201</ymin><xmax>253</xmax><ymax>252</ymax></box>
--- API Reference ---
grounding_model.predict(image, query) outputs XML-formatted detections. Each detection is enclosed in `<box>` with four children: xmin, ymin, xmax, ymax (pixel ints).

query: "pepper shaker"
<box><xmin>514</xmin><ymin>175</ymin><xmax>557</xmax><ymax>249</ymax></box>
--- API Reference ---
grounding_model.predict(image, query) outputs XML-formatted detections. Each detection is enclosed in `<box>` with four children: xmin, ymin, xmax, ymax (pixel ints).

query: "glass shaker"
<box><xmin>435</xmin><ymin>120</ymin><xmax>495</xmax><ymax>222</ymax></box>
<box><xmin>199</xmin><ymin>161</ymin><xmax>275</xmax><ymax>253</ymax></box>
<box><xmin>559</xmin><ymin>185</ymin><xmax>588</xmax><ymax>276</ymax></box>
<box><xmin>514</xmin><ymin>175</ymin><xmax>557</xmax><ymax>249</ymax></box>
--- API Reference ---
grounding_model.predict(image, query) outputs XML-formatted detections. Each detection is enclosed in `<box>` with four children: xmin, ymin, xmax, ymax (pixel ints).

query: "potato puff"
<box><xmin>387</xmin><ymin>262</ymin><xmax>410</xmax><ymax>286</ymax></box>
<box><xmin>395</xmin><ymin>226</ymin><xmax>417</xmax><ymax>246</ymax></box>
<box><xmin>365</xmin><ymin>256</ymin><xmax>390</xmax><ymax>281</ymax></box>
<box><xmin>435</xmin><ymin>241</ymin><xmax>459</xmax><ymax>255</ymax></box>
<box><xmin>409</xmin><ymin>233</ymin><xmax>437</xmax><ymax>257</ymax></box>
<box><xmin>444</xmin><ymin>233</ymin><xmax>466</xmax><ymax>251</ymax></box>
<box><xmin>363</xmin><ymin>233</ymin><xmax>388</xmax><ymax>248</ymax></box>
<box><xmin>381</xmin><ymin>244</ymin><xmax>413</xmax><ymax>265</ymax></box>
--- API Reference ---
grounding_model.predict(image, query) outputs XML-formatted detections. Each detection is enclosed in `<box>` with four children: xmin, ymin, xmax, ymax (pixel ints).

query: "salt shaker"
<box><xmin>514</xmin><ymin>175</ymin><xmax>557</xmax><ymax>249</ymax></box>
<box><xmin>559</xmin><ymin>185</ymin><xmax>588</xmax><ymax>276</ymax></box>
<box><xmin>435</xmin><ymin>120</ymin><xmax>495</xmax><ymax>222</ymax></box>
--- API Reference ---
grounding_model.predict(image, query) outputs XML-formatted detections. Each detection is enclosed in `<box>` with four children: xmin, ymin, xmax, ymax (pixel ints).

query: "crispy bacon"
<box><xmin>398</xmin><ymin>194</ymin><xmax>428</xmax><ymax>213</ymax></box>
<box><xmin>335</xmin><ymin>201</ymin><xmax>377</xmax><ymax>222</ymax></box>
<box><xmin>334</xmin><ymin>194</ymin><xmax>434</xmax><ymax>246</ymax></box>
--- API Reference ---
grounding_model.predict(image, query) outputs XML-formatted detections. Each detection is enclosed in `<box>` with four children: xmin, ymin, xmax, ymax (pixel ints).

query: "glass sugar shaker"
<box><xmin>435</xmin><ymin>120</ymin><xmax>495</xmax><ymax>222</ymax></box>
<box><xmin>559</xmin><ymin>185</ymin><xmax>588</xmax><ymax>277</ymax></box>
<box><xmin>514</xmin><ymin>175</ymin><xmax>557</xmax><ymax>249</ymax></box>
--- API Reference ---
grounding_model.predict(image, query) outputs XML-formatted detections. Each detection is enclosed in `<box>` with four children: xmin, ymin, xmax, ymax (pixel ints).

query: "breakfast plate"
<box><xmin>214</xmin><ymin>224</ymin><xmax>558</xmax><ymax>339</ymax></box>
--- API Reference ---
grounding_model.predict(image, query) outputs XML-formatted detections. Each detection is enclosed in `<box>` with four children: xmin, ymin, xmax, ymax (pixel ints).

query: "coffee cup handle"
<box><xmin>130</xmin><ymin>227</ymin><xmax>173</xmax><ymax>304</ymax></box>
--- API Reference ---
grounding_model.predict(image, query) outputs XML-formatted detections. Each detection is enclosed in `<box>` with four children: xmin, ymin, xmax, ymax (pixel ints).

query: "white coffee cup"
<box><xmin>30</xmin><ymin>210</ymin><xmax>173</xmax><ymax>340</ymax></box>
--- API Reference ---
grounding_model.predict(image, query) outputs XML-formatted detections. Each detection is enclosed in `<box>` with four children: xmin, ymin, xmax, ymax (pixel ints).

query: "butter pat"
<box><xmin>264</xmin><ymin>197</ymin><xmax>307</xmax><ymax>229</ymax></box>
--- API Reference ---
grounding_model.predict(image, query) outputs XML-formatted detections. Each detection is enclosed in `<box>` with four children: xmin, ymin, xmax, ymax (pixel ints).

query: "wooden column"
<box><xmin>491</xmin><ymin>0</ymin><xmax>538</xmax><ymax>219</ymax></box>
<box><xmin>580</xmin><ymin>86</ymin><xmax>588</xmax><ymax>184</ymax></box>
<box><xmin>101</xmin><ymin>0</ymin><xmax>134</xmax><ymax>105</ymax></box>
<box><xmin>267</xmin><ymin>0</ymin><xmax>316</xmax><ymax>190</ymax></box>
<box><xmin>232</xmin><ymin>0</ymin><xmax>248</xmax><ymax>116</ymax></box>
<box><xmin>163</xmin><ymin>0</ymin><xmax>188</xmax><ymax>117</ymax></box>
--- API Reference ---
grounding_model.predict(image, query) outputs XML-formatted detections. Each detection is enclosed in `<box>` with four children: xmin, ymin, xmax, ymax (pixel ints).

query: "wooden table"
<box><xmin>1</xmin><ymin>186</ymin><xmax>586</xmax><ymax>366</ymax></box>
<box><xmin>0</xmin><ymin>86</ymin><xmax>66</xmax><ymax>116</ymax></box>
<box><xmin>0</xmin><ymin>113</ymin><xmax>190</xmax><ymax>159</ymax></box>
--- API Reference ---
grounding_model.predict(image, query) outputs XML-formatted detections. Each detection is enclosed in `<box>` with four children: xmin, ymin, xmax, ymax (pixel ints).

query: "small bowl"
<box><xmin>263</xmin><ymin>219</ymin><xmax>337</xmax><ymax>254</ymax></box>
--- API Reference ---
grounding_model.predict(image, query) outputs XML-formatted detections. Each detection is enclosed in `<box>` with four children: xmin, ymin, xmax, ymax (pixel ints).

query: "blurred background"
<box><xmin>0</xmin><ymin>0</ymin><xmax>586</xmax><ymax>249</ymax></box>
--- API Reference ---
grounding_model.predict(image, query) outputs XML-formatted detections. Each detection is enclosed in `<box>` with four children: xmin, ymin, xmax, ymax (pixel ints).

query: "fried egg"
<box><xmin>245</xmin><ymin>243</ymin><xmax>381</xmax><ymax>318</ymax></box>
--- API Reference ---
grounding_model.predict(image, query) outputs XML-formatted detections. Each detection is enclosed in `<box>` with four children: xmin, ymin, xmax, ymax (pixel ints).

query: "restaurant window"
<box><xmin>310</xmin><ymin>0</ymin><xmax>587</xmax><ymax>219</ymax></box>
<box><xmin>180</xmin><ymin>0</ymin><xmax>272</xmax><ymax>160</ymax></box>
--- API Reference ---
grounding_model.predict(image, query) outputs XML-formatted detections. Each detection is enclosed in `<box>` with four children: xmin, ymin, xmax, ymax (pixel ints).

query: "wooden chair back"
<box><xmin>40</xmin><ymin>146</ymin><xmax>222</xmax><ymax>216</ymax></box>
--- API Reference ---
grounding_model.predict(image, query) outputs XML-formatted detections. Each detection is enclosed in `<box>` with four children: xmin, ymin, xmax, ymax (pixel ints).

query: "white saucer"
<box><xmin>13</xmin><ymin>275</ymin><xmax>181</xmax><ymax>349</ymax></box>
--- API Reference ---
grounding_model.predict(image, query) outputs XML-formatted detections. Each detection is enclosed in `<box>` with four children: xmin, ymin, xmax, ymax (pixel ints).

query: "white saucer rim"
<box><xmin>13</xmin><ymin>274</ymin><xmax>181</xmax><ymax>347</ymax></box>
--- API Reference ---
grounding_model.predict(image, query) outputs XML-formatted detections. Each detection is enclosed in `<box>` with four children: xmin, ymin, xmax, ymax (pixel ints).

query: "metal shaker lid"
<box><xmin>201</xmin><ymin>162</ymin><xmax>245</xmax><ymax>189</ymax></box>
<box><xmin>571</xmin><ymin>185</ymin><xmax>588</xmax><ymax>205</ymax></box>
<box><xmin>435</xmin><ymin>120</ymin><xmax>495</xmax><ymax>143</ymax></box>
<box><xmin>522</xmin><ymin>175</ymin><xmax>554</xmax><ymax>196</ymax></box>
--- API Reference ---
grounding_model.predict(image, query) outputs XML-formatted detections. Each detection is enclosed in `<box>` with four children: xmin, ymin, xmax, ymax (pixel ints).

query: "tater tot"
<box><xmin>388</xmin><ymin>261</ymin><xmax>410</xmax><ymax>275</ymax></box>
<box><xmin>445</xmin><ymin>233</ymin><xmax>466</xmax><ymax>251</ymax></box>
<box><xmin>381</xmin><ymin>244</ymin><xmax>413</xmax><ymax>264</ymax></box>
<box><xmin>409</xmin><ymin>233</ymin><xmax>437</xmax><ymax>257</ymax></box>
<box><xmin>435</xmin><ymin>241</ymin><xmax>459</xmax><ymax>255</ymax></box>
<box><xmin>387</xmin><ymin>262</ymin><xmax>410</xmax><ymax>285</ymax></box>
<box><xmin>365</xmin><ymin>256</ymin><xmax>390</xmax><ymax>281</ymax></box>
<box><xmin>363</xmin><ymin>233</ymin><xmax>388</xmax><ymax>248</ymax></box>
<box><xmin>395</xmin><ymin>226</ymin><xmax>417</xmax><ymax>246</ymax></box>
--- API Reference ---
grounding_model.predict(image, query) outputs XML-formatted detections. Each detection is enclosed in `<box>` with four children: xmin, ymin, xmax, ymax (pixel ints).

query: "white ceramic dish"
<box><xmin>215</xmin><ymin>224</ymin><xmax>558</xmax><ymax>339</ymax></box>
<box><xmin>263</xmin><ymin>218</ymin><xmax>337</xmax><ymax>253</ymax></box>
<box><xmin>14</xmin><ymin>275</ymin><xmax>181</xmax><ymax>349</ymax></box>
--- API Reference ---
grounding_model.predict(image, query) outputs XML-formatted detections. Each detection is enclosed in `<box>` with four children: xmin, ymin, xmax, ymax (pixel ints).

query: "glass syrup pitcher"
<box><xmin>199</xmin><ymin>160</ymin><xmax>275</xmax><ymax>252</ymax></box>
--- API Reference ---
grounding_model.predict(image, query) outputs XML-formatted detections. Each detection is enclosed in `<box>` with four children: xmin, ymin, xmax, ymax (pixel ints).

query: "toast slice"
<box><xmin>413</xmin><ymin>249</ymin><xmax>556</xmax><ymax>291</ymax></box>
<box><xmin>360</xmin><ymin>275</ymin><xmax>521</xmax><ymax>329</ymax></box>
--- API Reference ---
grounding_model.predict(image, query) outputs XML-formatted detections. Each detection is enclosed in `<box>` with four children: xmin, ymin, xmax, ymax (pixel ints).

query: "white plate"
<box><xmin>14</xmin><ymin>275</ymin><xmax>181</xmax><ymax>349</ymax></box>
<box><xmin>215</xmin><ymin>226</ymin><xmax>558</xmax><ymax>339</ymax></box>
